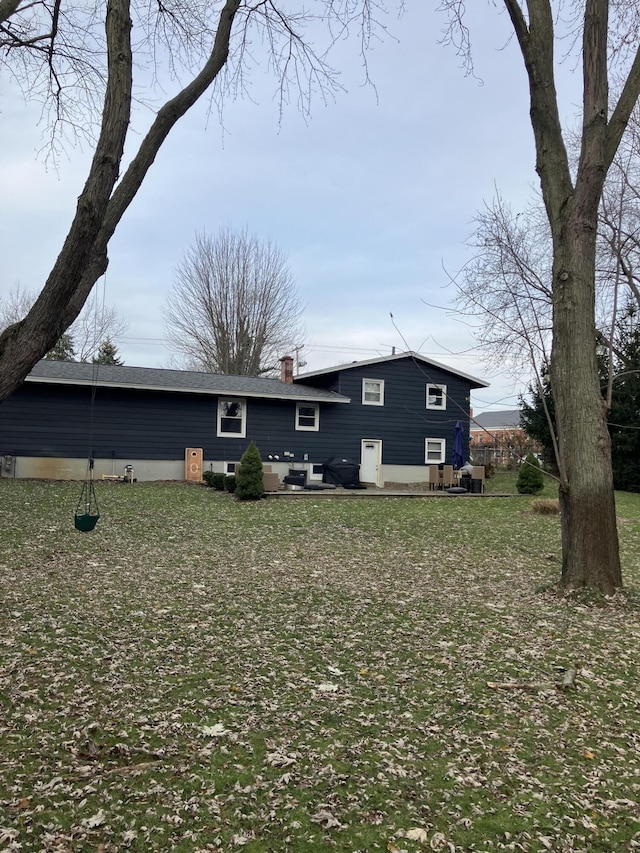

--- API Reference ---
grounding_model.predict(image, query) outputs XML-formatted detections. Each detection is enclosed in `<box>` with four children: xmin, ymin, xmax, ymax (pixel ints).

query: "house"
<box><xmin>470</xmin><ymin>409</ymin><xmax>534</xmax><ymax>466</ymax></box>
<box><xmin>0</xmin><ymin>351</ymin><xmax>488</xmax><ymax>485</ymax></box>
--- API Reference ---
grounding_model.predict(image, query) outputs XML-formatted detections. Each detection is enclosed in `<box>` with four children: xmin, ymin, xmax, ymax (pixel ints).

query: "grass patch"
<box><xmin>0</xmin><ymin>480</ymin><xmax>639</xmax><ymax>851</ymax></box>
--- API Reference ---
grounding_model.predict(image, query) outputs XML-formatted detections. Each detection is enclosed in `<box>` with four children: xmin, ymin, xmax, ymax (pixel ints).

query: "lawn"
<box><xmin>0</xmin><ymin>478</ymin><xmax>639</xmax><ymax>852</ymax></box>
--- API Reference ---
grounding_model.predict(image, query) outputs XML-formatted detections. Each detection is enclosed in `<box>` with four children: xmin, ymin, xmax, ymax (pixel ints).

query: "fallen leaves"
<box><xmin>0</xmin><ymin>481</ymin><xmax>639</xmax><ymax>851</ymax></box>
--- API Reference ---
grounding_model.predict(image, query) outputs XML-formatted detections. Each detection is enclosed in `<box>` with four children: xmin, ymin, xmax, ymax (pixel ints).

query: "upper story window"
<box><xmin>362</xmin><ymin>378</ymin><xmax>385</xmax><ymax>406</ymax></box>
<box><xmin>426</xmin><ymin>384</ymin><xmax>447</xmax><ymax>410</ymax></box>
<box><xmin>296</xmin><ymin>403</ymin><xmax>319</xmax><ymax>431</ymax></box>
<box><xmin>217</xmin><ymin>398</ymin><xmax>246</xmax><ymax>438</ymax></box>
<box><xmin>425</xmin><ymin>438</ymin><xmax>446</xmax><ymax>464</ymax></box>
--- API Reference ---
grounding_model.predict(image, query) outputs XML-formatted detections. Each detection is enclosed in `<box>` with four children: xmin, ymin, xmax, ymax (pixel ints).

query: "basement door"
<box><xmin>360</xmin><ymin>439</ymin><xmax>382</xmax><ymax>487</ymax></box>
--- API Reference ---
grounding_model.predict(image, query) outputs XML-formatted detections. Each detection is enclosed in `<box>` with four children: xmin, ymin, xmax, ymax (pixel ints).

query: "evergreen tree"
<box><xmin>522</xmin><ymin>306</ymin><xmax>640</xmax><ymax>492</ymax></box>
<box><xmin>93</xmin><ymin>338</ymin><xmax>123</xmax><ymax>365</ymax></box>
<box><xmin>235</xmin><ymin>442</ymin><xmax>264</xmax><ymax>501</ymax></box>
<box><xmin>45</xmin><ymin>333</ymin><xmax>76</xmax><ymax>361</ymax></box>
<box><xmin>519</xmin><ymin>367</ymin><xmax>557</xmax><ymax>472</ymax></box>
<box><xmin>608</xmin><ymin>305</ymin><xmax>640</xmax><ymax>492</ymax></box>
<box><xmin>516</xmin><ymin>453</ymin><xmax>544</xmax><ymax>495</ymax></box>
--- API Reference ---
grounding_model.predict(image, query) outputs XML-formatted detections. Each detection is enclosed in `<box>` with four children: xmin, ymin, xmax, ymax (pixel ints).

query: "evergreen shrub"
<box><xmin>224</xmin><ymin>475</ymin><xmax>236</xmax><ymax>493</ymax></box>
<box><xmin>235</xmin><ymin>442</ymin><xmax>264</xmax><ymax>501</ymax></box>
<box><xmin>516</xmin><ymin>453</ymin><xmax>544</xmax><ymax>495</ymax></box>
<box><xmin>202</xmin><ymin>471</ymin><xmax>226</xmax><ymax>490</ymax></box>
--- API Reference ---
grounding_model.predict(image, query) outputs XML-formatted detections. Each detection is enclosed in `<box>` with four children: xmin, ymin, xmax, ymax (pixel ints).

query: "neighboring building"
<box><xmin>470</xmin><ymin>409</ymin><xmax>535</xmax><ymax>466</ymax></box>
<box><xmin>0</xmin><ymin>351</ymin><xmax>488</xmax><ymax>485</ymax></box>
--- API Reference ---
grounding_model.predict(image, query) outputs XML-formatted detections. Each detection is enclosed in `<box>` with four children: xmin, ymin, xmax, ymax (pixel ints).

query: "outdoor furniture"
<box><xmin>452</xmin><ymin>470</ymin><xmax>471</xmax><ymax>491</ymax></box>
<box><xmin>263</xmin><ymin>472</ymin><xmax>280</xmax><ymax>492</ymax></box>
<box><xmin>471</xmin><ymin>466</ymin><xmax>486</xmax><ymax>493</ymax></box>
<box><xmin>428</xmin><ymin>465</ymin><xmax>440</xmax><ymax>491</ymax></box>
<box><xmin>283</xmin><ymin>469</ymin><xmax>307</xmax><ymax>487</ymax></box>
<box><xmin>440</xmin><ymin>465</ymin><xmax>454</xmax><ymax>489</ymax></box>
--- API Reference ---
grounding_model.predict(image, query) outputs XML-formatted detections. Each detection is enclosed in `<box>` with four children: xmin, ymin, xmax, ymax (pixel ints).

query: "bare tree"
<box><xmin>72</xmin><ymin>294</ymin><xmax>128</xmax><ymax>362</ymax></box>
<box><xmin>0</xmin><ymin>0</ymin><xmax>388</xmax><ymax>401</ymax></box>
<box><xmin>0</xmin><ymin>284</ymin><xmax>127</xmax><ymax>361</ymax></box>
<box><xmin>456</xmin><ymin>191</ymin><xmax>553</xmax><ymax>377</ymax></box>
<box><xmin>165</xmin><ymin>228</ymin><xmax>303</xmax><ymax>376</ymax></box>
<box><xmin>442</xmin><ymin>1</ymin><xmax>640</xmax><ymax>593</ymax></box>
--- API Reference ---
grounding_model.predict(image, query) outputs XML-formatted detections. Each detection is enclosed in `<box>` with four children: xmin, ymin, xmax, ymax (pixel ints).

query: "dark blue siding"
<box><xmin>298</xmin><ymin>356</ymin><xmax>471</xmax><ymax>464</ymax></box>
<box><xmin>0</xmin><ymin>355</ymin><xmax>472</xmax><ymax>467</ymax></box>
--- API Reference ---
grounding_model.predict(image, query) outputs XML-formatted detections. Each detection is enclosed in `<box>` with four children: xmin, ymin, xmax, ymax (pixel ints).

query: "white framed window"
<box><xmin>425</xmin><ymin>438</ymin><xmax>446</xmax><ymax>464</ymax></box>
<box><xmin>426</xmin><ymin>384</ymin><xmax>447</xmax><ymax>410</ymax></box>
<box><xmin>296</xmin><ymin>403</ymin><xmax>319</xmax><ymax>431</ymax></box>
<box><xmin>217</xmin><ymin>398</ymin><xmax>246</xmax><ymax>438</ymax></box>
<box><xmin>362</xmin><ymin>378</ymin><xmax>385</xmax><ymax>406</ymax></box>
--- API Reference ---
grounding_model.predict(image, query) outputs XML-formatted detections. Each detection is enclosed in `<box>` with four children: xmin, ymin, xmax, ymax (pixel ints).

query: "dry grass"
<box><xmin>531</xmin><ymin>498</ymin><xmax>560</xmax><ymax>515</ymax></box>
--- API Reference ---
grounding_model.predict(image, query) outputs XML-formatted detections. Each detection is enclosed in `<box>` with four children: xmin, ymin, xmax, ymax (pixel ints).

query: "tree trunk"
<box><xmin>550</xmin><ymin>210</ymin><xmax>622</xmax><ymax>594</ymax></box>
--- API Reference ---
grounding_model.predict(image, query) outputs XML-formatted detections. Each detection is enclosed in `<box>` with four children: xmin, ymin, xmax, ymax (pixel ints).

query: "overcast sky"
<box><xmin>0</xmin><ymin>4</ymin><xmax>583</xmax><ymax>414</ymax></box>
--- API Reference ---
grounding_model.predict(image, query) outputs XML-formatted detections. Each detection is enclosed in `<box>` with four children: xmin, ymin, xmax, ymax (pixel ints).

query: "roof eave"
<box><xmin>24</xmin><ymin>374</ymin><xmax>350</xmax><ymax>403</ymax></box>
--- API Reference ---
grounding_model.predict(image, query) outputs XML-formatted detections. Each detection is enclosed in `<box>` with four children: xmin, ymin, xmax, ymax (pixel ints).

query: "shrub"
<box><xmin>531</xmin><ymin>498</ymin><xmax>560</xmax><ymax>515</ymax></box>
<box><xmin>202</xmin><ymin>471</ymin><xmax>226</xmax><ymax>490</ymax></box>
<box><xmin>235</xmin><ymin>442</ymin><xmax>264</xmax><ymax>501</ymax></box>
<box><xmin>224</xmin><ymin>475</ymin><xmax>236</xmax><ymax>493</ymax></box>
<box><xmin>517</xmin><ymin>453</ymin><xmax>544</xmax><ymax>495</ymax></box>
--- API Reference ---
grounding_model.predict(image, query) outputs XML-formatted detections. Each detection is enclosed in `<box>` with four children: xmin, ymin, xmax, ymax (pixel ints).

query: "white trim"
<box><xmin>217</xmin><ymin>398</ymin><xmax>246</xmax><ymax>438</ymax></box>
<box><xmin>361</xmin><ymin>378</ymin><xmax>385</xmax><ymax>406</ymax></box>
<box><xmin>425</xmin><ymin>438</ymin><xmax>446</xmax><ymax>464</ymax></box>
<box><xmin>426</xmin><ymin>383</ymin><xmax>447</xmax><ymax>410</ymax></box>
<box><xmin>295</xmin><ymin>402</ymin><xmax>319</xmax><ymax>431</ymax></box>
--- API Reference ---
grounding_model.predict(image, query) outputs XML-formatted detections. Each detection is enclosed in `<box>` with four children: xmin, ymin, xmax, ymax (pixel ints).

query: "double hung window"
<box><xmin>296</xmin><ymin>403</ymin><xmax>319</xmax><ymax>431</ymax></box>
<box><xmin>425</xmin><ymin>438</ymin><xmax>445</xmax><ymax>464</ymax></box>
<box><xmin>426</xmin><ymin>384</ymin><xmax>446</xmax><ymax>410</ymax></box>
<box><xmin>362</xmin><ymin>379</ymin><xmax>384</xmax><ymax>406</ymax></box>
<box><xmin>217</xmin><ymin>399</ymin><xmax>246</xmax><ymax>437</ymax></box>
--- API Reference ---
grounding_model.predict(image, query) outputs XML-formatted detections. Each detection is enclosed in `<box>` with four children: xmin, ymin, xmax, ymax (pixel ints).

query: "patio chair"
<box><xmin>441</xmin><ymin>465</ymin><xmax>454</xmax><ymax>489</ymax></box>
<box><xmin>428</xmin><ymin>465</ymin><xmax>440</xmax><ymax>491</ymax></box>
<box><xmin>471</xmin><ymin>466</ymin><xmax>485</xmax><ymax>493</ymax></box>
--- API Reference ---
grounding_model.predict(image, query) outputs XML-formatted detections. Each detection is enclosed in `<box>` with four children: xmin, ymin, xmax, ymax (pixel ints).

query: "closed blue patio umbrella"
<box><xmin>452</xmin><ymin>421</ymin><xmax>465</xmax><ymax>470</ymax></box>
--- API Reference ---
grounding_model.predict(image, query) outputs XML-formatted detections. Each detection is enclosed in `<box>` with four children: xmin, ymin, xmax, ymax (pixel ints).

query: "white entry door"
<box><xmin>360</xmin><ymin>439</ymin><xmax>382</xmax><ymax>486</ymax></box>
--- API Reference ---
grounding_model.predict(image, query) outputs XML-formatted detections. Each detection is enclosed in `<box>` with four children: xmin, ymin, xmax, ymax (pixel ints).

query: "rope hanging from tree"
<box><xmin>73</xmin><ymin>277</ymin><xmax>106</xmax><ymax>532</ymax></box>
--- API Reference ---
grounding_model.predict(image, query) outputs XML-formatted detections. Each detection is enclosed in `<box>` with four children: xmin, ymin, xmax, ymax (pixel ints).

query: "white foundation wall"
<box><xmin>379</xmin><ymin>464</ymin><xmax>430</xmax><ymax>485</ymax></box>
<box><xmin>0</xmin><ymin>458</ymin><xmax>432</xmax><ymax>486</ymax></box>
<box><xmin>3</xmin><ymin>457</ymin><xmax>185</xmax><ymax>481</ymax></box>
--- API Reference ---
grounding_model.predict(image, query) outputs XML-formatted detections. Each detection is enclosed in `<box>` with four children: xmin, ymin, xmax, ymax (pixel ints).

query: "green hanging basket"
<box><xmin>75</xmin><ymin>461</ymin><xmax>100</xmax><ymax>532</ymax></box>
<box><xmin>74</xmin><ymin>512</ymin><xmax>100</xmax><ymax>532</ymax></box>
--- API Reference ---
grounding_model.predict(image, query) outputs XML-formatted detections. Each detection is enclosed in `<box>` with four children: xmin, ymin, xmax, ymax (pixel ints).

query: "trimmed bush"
<box><xmin>224</xmin><ymin>475</ymin><xmax>236</xmax><ymax>493</ymax></box>
<box><xmin>517</xmin><ymin>453</ymin><xmax>544</xmax><ymax>495</ymax></box>
<box><xmin>235</xmin><ymin>442</ymin><xmax>265</xmax><ymax>501</ymax></box>
<box><xmin>202</xmin><ymin>471</ymin><xmax>226</xmax><ymax>490</ymax></box>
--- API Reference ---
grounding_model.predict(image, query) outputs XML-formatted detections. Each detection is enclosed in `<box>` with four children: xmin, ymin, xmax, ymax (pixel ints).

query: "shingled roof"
<box><xmin>297</xmin><ymin>350</ymin><xmax>489</xmax><ymax>388</ymax></box>
<box><xmin>25</xmin><ymin>360</ymin><xmax>350</xmax><ymax>404</ymax></box>
<box><xmin>471</xmin><ymin>410</ymin><xmax>522</xmax><ymax>429</ymax></box>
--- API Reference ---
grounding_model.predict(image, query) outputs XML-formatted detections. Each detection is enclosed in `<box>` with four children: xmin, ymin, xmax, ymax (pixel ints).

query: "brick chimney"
<box><xmin>280</xmin><ymin>355</ymin><xmax>294</xmax><ymax>384</ymax></box>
